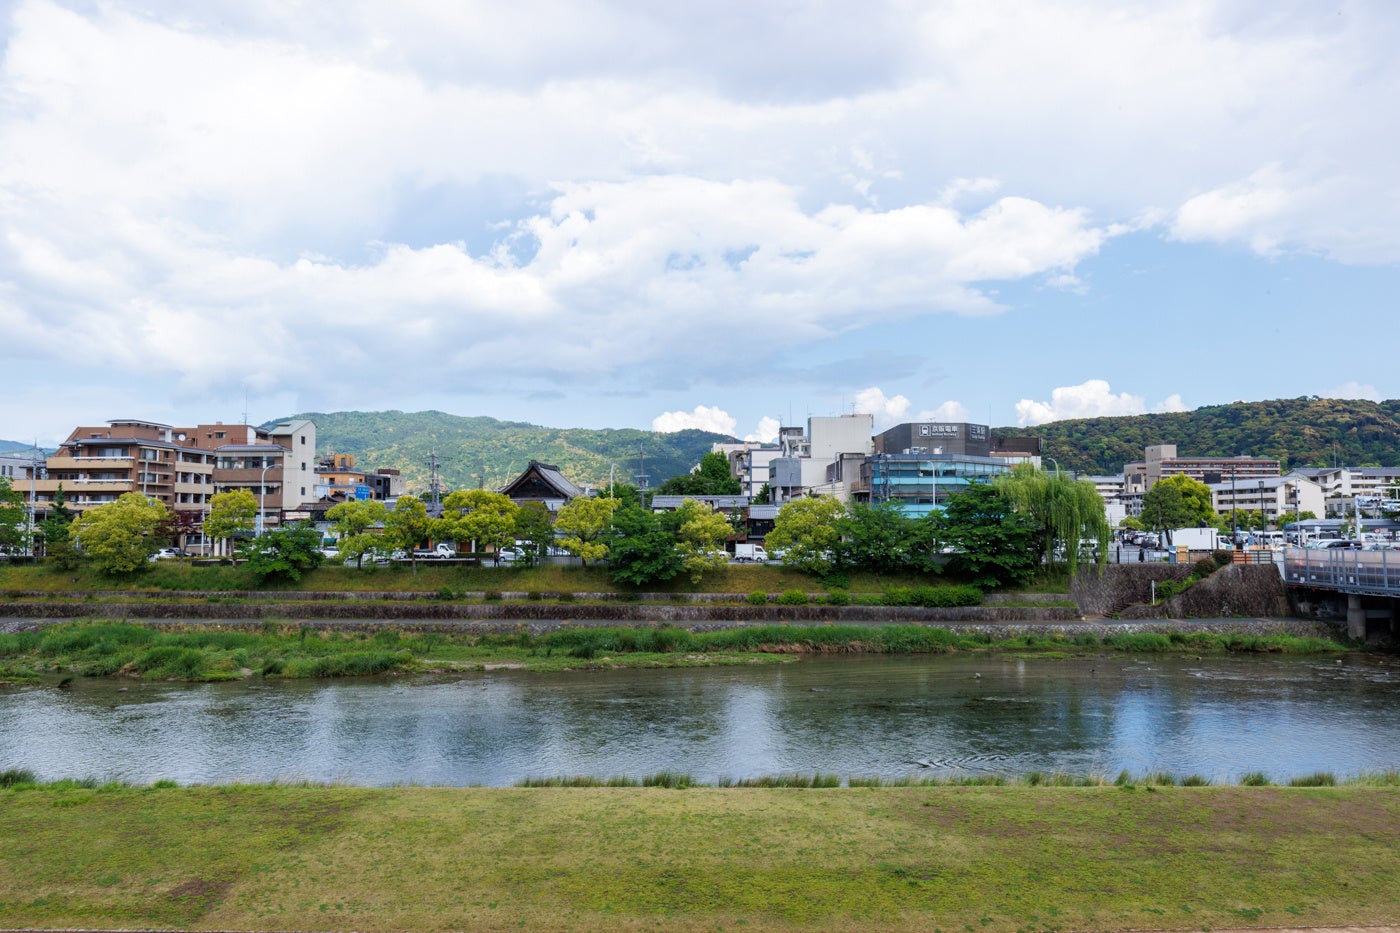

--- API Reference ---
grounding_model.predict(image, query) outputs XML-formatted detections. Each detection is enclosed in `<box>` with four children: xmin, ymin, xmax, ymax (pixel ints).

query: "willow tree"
<box><xmin>994</xmin><ymin>463</ymin><xmax>1110</xmax><ymax>576</ymax></box>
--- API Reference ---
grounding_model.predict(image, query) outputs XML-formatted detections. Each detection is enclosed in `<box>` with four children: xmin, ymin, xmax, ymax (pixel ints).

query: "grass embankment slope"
<box><xmin>1</xmin><ymin>782</ymin><xmax>1397</xmax><ymax>933</ymax></box>
<box><xmin>0</xmin><ymin>621</ymin><xmax>1346</xmax><ymax>682</ymax></box>
<box><xmin>0</xmin><ymin>561</ymin><xmax>998</xmax><ymax>595</ymax></box>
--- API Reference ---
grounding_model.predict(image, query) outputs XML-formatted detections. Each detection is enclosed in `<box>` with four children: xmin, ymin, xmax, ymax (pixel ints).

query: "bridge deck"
<box><xmin>1282</xmin><ymin>547</ymin><xmax>1400</xmax><ymax>598</ymax></box>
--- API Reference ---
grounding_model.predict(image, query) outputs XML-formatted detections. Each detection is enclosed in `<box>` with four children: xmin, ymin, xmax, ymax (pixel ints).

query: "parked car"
<box><xmin>149</xmin><ymin>547</ymin><xmax>182</xmax><ymax>561</ymax></box>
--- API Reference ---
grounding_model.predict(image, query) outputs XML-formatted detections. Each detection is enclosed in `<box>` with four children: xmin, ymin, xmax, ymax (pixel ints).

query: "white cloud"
<box><xmin>1016</xmin><ymin>380</ymin><xmax>1190</xmax><ymax>426</ymax></box>
<box><xmin>854</xmin><ymin>388</ymin><xmax>969</xmax><ymax>429</ymax></box>
<box><xmin>744</xmin><ymin>416</ymin><xmax>781</xmax><ymax>444</ymax></box>
<box><xmin>651</xmin><ymin>405</ymin><xmax>737</xmax><ymax>436</ymax></box>
<box><xmin>1323</xmin><ymin>382</ymin><xmax>1383</xmax><ymax>403</ymax></box>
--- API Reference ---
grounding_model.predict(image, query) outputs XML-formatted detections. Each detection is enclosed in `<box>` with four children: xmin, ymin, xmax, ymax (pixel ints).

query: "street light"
<box><xmin>1043</xmin><ymin>456</ymin><xmax>1060</xmax><ymax>475</ymax></box>
<box><xmin>255</xmin><ymin>460</ymin><xmax>272</xmax><ymax>537</ymax></box>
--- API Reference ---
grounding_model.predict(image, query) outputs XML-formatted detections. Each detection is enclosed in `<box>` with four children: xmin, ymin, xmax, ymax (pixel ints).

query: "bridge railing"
<box><xmin>1282</xmin><ymin>547</ymin><xmax>1400</xmax><ymax>596</ymax></box>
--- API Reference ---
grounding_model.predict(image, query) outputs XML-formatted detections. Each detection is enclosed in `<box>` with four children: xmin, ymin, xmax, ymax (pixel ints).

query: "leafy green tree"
<box><xmin>668</xmin><ymin>498</ymin><xmax>732</xmax><ymax>583</ymax></box>
<box><xmin>595</xmin><ymin>482</ymin><xmax>643</xmax><ymax>509</ymax></box>
<box><xmin>383</xmin><ymin>495</ymin><xmax>432</xmax><ymax>573</ymax></box>
<box><xmin>205</xmin><ymin>489</ymin><xmax>257</xmax><ymax>557</ymax></box>
<box><xmin>1119</xmin><ymin>515</ymin><xmax>1145</xmax><ymax>531</ymax></box>
<box><xmin>70</xmin><ymin>492</ymin><xmax>169</xmax><ymax>575</ymax></box>
<box><xmin>0</xmin><ymin>477</ymin><xmax>27</xmax><ymax>556</ymax></box>
<box><xmin>434</xmin><ymin>490</ymin><xmax>519</xmax><ymax>561</ymax></box>
<box><xmin>1140</xmin><ymin>474</ymin><xmax>1216</xmax><ymax>543</ymax></box>
<box><xmin>764</xmin><ymin>497</ymin><xmax>846</xmax><ymax>576</ymax></box>
<box><xmin>326</xmin><ymin>499</ymin><xmax>387</xmax><ymax>568</ymax></box>
<box><xmin>606</xmin><ymin>505</ymin><xmax>683</xmax><ymax>587</ymax></box>
<box><xmin>239</xmin><ymin>522</ymin><xmax>323</xmax><ymax>584</ymax></box>
<box><xmin>554</xmin><ymin>496</ymin><xmax>620</xmax><ymax>566</ymax></box>
<box><xmin>995</xmin><ymin>464</ymin><xmax>1110</xmax><ymax>576</ymax></box>
<box><xmin>36</xmin><ymin>486</ymin><xmax>79</xmax><ymax>568</ymax></box>
<box><xmin>512</xmin><ymin>501</ymin><xmax>554</xmax><ymax>566</ymax></box>
<box><xmin>833</xmin><ymin>502</ymin><xmax>915</xmax><ymax>574</ymax></box>
<box><xmin>654</xmin><ymin>452</ymin><xmax>742</xmax><ymax>497</ymax></box>
<box><xmin>922</xmin><ymin>483</ymin><xmax>1038</xmax><ymax>589</ymax></box>
<box><xmin>751</xmin><ymin>483</ymin><xmax>771</xmax><ymax>505</ymax></box>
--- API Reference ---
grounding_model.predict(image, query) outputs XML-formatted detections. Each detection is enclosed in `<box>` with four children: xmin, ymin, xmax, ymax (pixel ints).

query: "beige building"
<box><xmin>1208</xmin><ymin>473</ymin><xmax>1325</xmax><ymax>522</ymax></box>
<box><xmin>1124</xmin><ymin>444</ymin><xmax>1280</xmax><ymax>490</ymax></box>
<box><xmin>26</xmin><ymin>417</ymin><xmax>317</xmax><ymax>551</ymax></box>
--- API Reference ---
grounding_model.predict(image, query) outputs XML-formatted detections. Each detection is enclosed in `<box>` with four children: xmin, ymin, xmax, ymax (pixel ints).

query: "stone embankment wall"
<box><xmin>0</xmin><ymin>600</ymin><xmax>1081</xmax><ymax>624</ymax></box>
<box><xmin>1072</xmin><ymin>564</ymin><xmax>1288</xmax><ymax>620</ymax></box>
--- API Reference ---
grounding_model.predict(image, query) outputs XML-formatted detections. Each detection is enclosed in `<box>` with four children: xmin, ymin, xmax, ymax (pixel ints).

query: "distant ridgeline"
<box><xmin>272</xmin><ymin>410</ymin><xmax>733</xmax><ymax>494</ymax></box>
<box><xmin>270</xmin><ymin>397</ymin><xmax>1400</xmax><ymax>498</ymax></box>
<box><xmin>995</xmin><ymin>397</ymin><xmax>1400</xmax><ymax>475</ymax></box>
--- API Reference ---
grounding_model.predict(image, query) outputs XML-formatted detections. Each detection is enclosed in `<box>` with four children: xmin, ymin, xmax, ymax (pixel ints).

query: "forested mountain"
<box><xmin>0</xmin><ymin>440</ymin><xmax>43</xmax><ymax>457</ymax></box>
<box><xmin>998</xmin><ymin>397</ymin><xmax>1400</xmax><ymax>474</ymax></box>
<box><xmin>275</xmin><ymin>410</ymin><xmax>732</xmax><ymax>494</ymax></box>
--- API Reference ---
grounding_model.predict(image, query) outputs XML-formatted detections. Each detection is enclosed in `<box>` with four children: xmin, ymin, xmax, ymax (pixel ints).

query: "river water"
<box><xmin>2</xmin><ymin>653</ymin><xmax>1397</xmax><ymax>786</ymax></box>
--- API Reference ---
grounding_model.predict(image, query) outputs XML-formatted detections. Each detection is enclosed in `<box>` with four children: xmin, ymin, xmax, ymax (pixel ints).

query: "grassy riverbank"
<box><xmin>0</xmin><ymin>621</ymin><xmax>1348</xmax><ymax>682</ymax></box>
<box><xmin>1</xmin><ymin>780</ymin><xmax>1398</xmax><ymax>932</ymax></box>
<box><xmin>0</xmin><ymin>561</ymin><xmax>1030</xmax><ymax>596</ymax></box>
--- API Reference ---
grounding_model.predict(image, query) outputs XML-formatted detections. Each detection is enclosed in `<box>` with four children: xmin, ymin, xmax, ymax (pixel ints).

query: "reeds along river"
<box><xmin>1</xmin><ymin>653</ymin><xmax>1396</xmax><ymax>787</ymax></box>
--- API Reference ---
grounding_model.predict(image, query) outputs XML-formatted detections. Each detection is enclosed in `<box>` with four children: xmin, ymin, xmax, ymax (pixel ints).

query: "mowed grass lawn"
<box><xmin>2</xmin><ymin>784</ymin><xmax>1398</xmax><ymax>932</ymax></box>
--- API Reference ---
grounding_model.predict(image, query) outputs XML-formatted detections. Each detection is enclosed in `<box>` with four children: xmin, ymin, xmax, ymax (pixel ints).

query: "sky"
<box><xmin>2</xmin><ymin>0</ymin><xmax>1399</xmax><ymax>447</ymax></box>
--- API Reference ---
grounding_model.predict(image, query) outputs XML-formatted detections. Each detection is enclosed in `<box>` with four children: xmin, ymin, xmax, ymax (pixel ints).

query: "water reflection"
<box><xmin>1</xmin><ymin>654</ymin><xmax>1396</xmax><ymax>786</ymax></box>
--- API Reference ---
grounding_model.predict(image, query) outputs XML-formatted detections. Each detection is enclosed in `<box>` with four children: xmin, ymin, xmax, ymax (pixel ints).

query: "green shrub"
<box><xmin>1212</xmin><ymin>550</ymin><xmax>1233</xmax><ymax>567</ymax></box>
<box><xmin>526</xmin><ymin>591</ymin><xmax>542</xmax><ymax>601</ymax></box>
<box><xmin>1192</xmin><ymin>557</ymin><xmax>1218</xmax><ymax>577</ymax></box>
<box><xmin>747</xmin><ymin>590</ymin><xmax>769</xmax><ymax>606</ymax></box>
<box><xmin>0</xmin><ymin>768</ymin><xmax>37</xmax><ymax>787</ymax></box>
<box><xmin>1181</xmin><ymin>774</ymin><xmax>1211</xmax><ymax>786</ymax></box>
<box><xmin>484</xmin><ymin>590</ymin><xmax>502</xmax><ymax>601</ymax></box>
<box><xmin>1239</xmin><ymin>771</ymin><xmax>1271</xmax><ymax>786</ymax></box>
<box><xmin>776</xmin><ymin>589</ymin><xmax>809</xmax><ymax>606</ymax></box>
<box><xmin>557</xmin><ymin>591</ymin><xmax>576</xmax><ymax>603</ymax></box>
<box><xmin>1289</xmin><ymin>771</ymin><xmax>1337</xmax><ymax>787</ymax></box>
<box><xmin>824</xmin><ymin>588</ymin><xmax>850</xmax><ymax>606</ymax></box>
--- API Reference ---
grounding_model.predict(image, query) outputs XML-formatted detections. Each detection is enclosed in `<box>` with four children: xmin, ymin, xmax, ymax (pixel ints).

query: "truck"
<box><xmin>413</xmin><ymin>543</ymin><xmax>458</xmax><ymax>559</ymax></box>
<box><xmin>1168</xmin><ymin>527</ymin><xmax>1229</xmax><ymax>551</ymax></box>
<box><xmin>733</xmin><ymin>543</ymin><xmax>769</xmax><ymax>562</ymax></box>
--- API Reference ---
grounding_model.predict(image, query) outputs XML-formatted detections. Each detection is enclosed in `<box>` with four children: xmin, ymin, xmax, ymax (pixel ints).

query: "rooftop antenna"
<box><xmin>241</xmin><ymin>388</ymin><xmax>248</xmax><ymax>427</ymax></box>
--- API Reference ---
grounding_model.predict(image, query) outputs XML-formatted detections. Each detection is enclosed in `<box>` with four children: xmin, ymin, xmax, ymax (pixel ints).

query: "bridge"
<box><xmin>1281</xmin><ymin>547</ymin><xmax>1400</xmax><ymax>640</ymax></box>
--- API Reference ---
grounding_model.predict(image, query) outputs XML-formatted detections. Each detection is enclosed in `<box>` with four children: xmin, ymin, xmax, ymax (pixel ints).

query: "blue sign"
<box><xmin>354</xmin><ymin>485</ymin><xmax>371</xmax><ymax>500</ymax></box>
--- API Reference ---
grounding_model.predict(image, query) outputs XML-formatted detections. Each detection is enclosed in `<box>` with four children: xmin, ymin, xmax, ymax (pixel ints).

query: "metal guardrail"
<box><xmin>1282</xmin><ymin>546</ymin><xmax>1400</xmax><ymax>597</ymax></box>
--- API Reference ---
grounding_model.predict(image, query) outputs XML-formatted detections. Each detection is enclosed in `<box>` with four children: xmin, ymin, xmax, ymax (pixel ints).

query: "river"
<box><xmin>1</xmin><ymin>653</ymin><xmax>1396</xmax><ymax>786</ymax></box>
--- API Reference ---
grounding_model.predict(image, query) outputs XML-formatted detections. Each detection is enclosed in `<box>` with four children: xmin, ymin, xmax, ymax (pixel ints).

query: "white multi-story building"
<box><xmin>1294</xmin><ymin>467</ymin><xmax>1400</xmax><ymax>516</ymax></box>
<box><xmin>1207</xmin><ymin>473</ymin><xmax>1325</xmax><ymax>523</ymax></box>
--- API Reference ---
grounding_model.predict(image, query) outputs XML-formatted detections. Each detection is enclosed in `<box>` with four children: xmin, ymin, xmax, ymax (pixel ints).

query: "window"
<box><xmin>301</xmin><ymin>462</ymin><xmax>307</xmax><ymax>471</ymax></box>
<box><xmin>300</xmin><ymin>487</ymin><xmax>306</xmax><ymax>496</ymax></box>
<box><xmin>300</xmin><ymin>436</ymin><xmax>306</xmax><ymax>445</ymax></box>
<box><xmin>215</xmin><ymin>432</ymin><xmax>226</xmax><ymax>439</ymax></box>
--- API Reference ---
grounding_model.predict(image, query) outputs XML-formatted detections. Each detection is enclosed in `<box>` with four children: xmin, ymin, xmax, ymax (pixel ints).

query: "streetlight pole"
<box><xmin>1043</xmin><ymin>456</ymin><xmax>1059</xmax><ymax>475</ymax></box>
<box><xmin>256</xmin><ymin>460</ymin><xmax>272</xmax><ymax>537</ymax></box>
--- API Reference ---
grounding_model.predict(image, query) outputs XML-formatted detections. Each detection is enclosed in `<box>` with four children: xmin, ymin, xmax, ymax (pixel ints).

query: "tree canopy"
<box><xmin>434</xmin><ymin>490</ymin><xmax>518</xmax><ymax>560</ymax></box>
<box><xmin>654</xmin><ymin>452</ymin><xmax>742</xmax><ymax>497</ymax></box>
<box><xmin>995</xmin><ymin>464</ymin><xmax>1109</xmax><ymax>576</ymax></box>
<box><xmin>668</xmin><ymin>498</ymin><xmax>733</xmax><ymax>583</ymax></box>
<box><xmin>553</xmin><ymin>496</ymin><xmax>620</xmax><ymax>566</ymax></box>
<box><xmin>924</xmin><ymin>483</ymin><xmax>1039</xmax><ymax>588</ymax></box>
<box><xmin>382</xmin><ymin>495</ymin><xmax>432</xmax><ymax>570</ymax></box>
<box><xmin>1140</xmin><ymin>475</ymin><xmax>1216</xmax><ymax>542</ymax></box>
<box><xmin>606</xmin><ymin>505</ymin><xmax>683</xmax><ymax>587</ymax></box>
<box><xmin>764</xmin><ymin>497</ymin><xmax>846</xmax><ymax>576</ymax></box>
<box><xmin>205</xmin><ymin>490</ymin><xmax>257</xmax><ymax>555</ymax></box>
<box><xmin>326</xmin><ymin>498</ymin><xmax>387</xmax><ymax>567</ymax></box>
<box><xmin>70</xmin><ymin>493</ymin><xmax>169</xmax><ymax>575</ymax></box>
<box><xmin>0</xmin><ymin>478</ymin><xmax>27</xmax><ymax>556</ymax></box>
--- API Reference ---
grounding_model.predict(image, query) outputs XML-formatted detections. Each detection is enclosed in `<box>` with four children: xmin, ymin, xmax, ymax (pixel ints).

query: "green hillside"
<box><xmin>276</xmin><ymin>410</ymin><xmax>733</xmax><ymax>494</ymax></box>
<box><xmin>0</xmin><ymin>441</ymin><xmax>43</xmax><ymax>457</ymax></box>
<box><xmin>999</xmin><ymin>397</ymin><xmax>1400</xmax><ymax>474</ymax></box>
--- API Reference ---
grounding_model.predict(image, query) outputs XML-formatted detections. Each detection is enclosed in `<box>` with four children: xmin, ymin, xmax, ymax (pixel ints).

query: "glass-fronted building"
<box><xmin>859</xmin><ymin>453</ymin><xmax>1010</xmax><ymax>518</ymax></box>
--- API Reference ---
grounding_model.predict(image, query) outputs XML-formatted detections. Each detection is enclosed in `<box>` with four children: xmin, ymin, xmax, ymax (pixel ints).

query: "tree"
<box><xmin>205</xmin><ymin>490</ymin><xmax>257</xmax><ymax>557</ymax></box>
<box><xmin>326</xmin><ymin>499</ymin><xmax>387</xmax><ymax>568</ymax></box>
<box><xmin>654</xmin><ymin>452</ymin><xmax>742</xmax><ymax>497</ymax></box>
<box><xmin>239</xmin><ymin>522</ymin><xmax>323</xmax><ymax>584</ymax></box>
<box><xmin>595</xmin><ymin>482</ymin><xmax>643</xmax><ymax>509</ymax></box>
<box><xmin>1140</xmin><ymin>474</ymin><xmax>1216</xmax><ymax>543</ymax></box>
<box><xmin>764</xmin><ymin>497</ymin><xmax>847</xmax><ymax>576</ymax></box>
<box><xmin>995</xmin><ymin>464</ymin><xmax>1110</xmax><ymax>576</ymax></box>
<box><xmin>553</xmin><ymin>496</ymin><xmax>620</xmax><ymax>566</ymax></box>
<box><xmin>833</xmin><ymin>502</ymin><xmax>916</xmax><ymax>574</ymax></box>
<box><xmin>70</xmin><ymin>492</ymin><xmax>169</xmax><ymax>575</ymax></box>
<box><xmin>156</xmin><ymin>508</ymin><xmax>201</xmax><ymax>556</ymax></box>
<box><xmin>923</xmin><ymin>483</ymin><xmax>1038</xmax><ymax>589</ymax></box>
<box><xmin>0</xmin><ymin>477</ymin><xmax>27</xmax><ymax>556</ymax></box>
<box><xmin>606</xmin><ymin>505</ymin><xmax>683</xmax><ymax>587</ymax></box>
<box><xmin>36</xmin><ymin>486</ymin><xmax>79</xmax><ymax>568</ymax></box>
<box><xmin>512</xmin><ymin>502</ymin><xmax>554</xmax><ymax>567</ymax></box>
<box><xmin>382</xmin><ymin>495</ymin><xmax>432</xmax><ymax>573</ymax></box>
<box><xmin>668</xmin><ymin>498</ymin><xmax>732</xmax><ymax>583</ymax></box>
<box><xmin>434</xmin><ymin>490</ymin><xmax>518</xmax><ymax>562</ymax></box>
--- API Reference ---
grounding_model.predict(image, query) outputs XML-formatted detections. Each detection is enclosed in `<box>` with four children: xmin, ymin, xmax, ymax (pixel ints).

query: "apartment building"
<box><xmin>1295</xmin><ymin>467</ymin><xmax>1400</xmax><ymax>516</ymax></box>
<box><xmin>24</xmin><ymin>418</ymin><xmax>317</xmax><ymax>546</ymax></box>
<box><xmin>1207</xmin><ymin>473</ymin><xmax>1325</xmax><ymax>522</ymax></box>
<box><xmin>1124</xmin><ymin>444</ymin><xmax>1279</xmax><ymax>489</ymax></box>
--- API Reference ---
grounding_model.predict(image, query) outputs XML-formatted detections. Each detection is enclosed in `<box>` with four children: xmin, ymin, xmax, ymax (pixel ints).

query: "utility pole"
<box><xmin>634</xmin><ymin>448</ymin><xmax>649</xmax><ymax>505</ymax></box>
<box><xmin>427</xmin><ymin>450</ymin><xmax>443</xmax><ymax>517</ymax></box>
<box><xmin>28</xmin><ymin>441</ymin><xmax>42</xmax><ymax>557</ymax></box>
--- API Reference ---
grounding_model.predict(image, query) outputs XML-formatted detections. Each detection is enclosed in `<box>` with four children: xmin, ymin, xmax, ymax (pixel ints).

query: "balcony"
<box><xmin>45</xmin><ymin>456</ymin><xmax>134</xmax><ymax>470</ymax></box>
